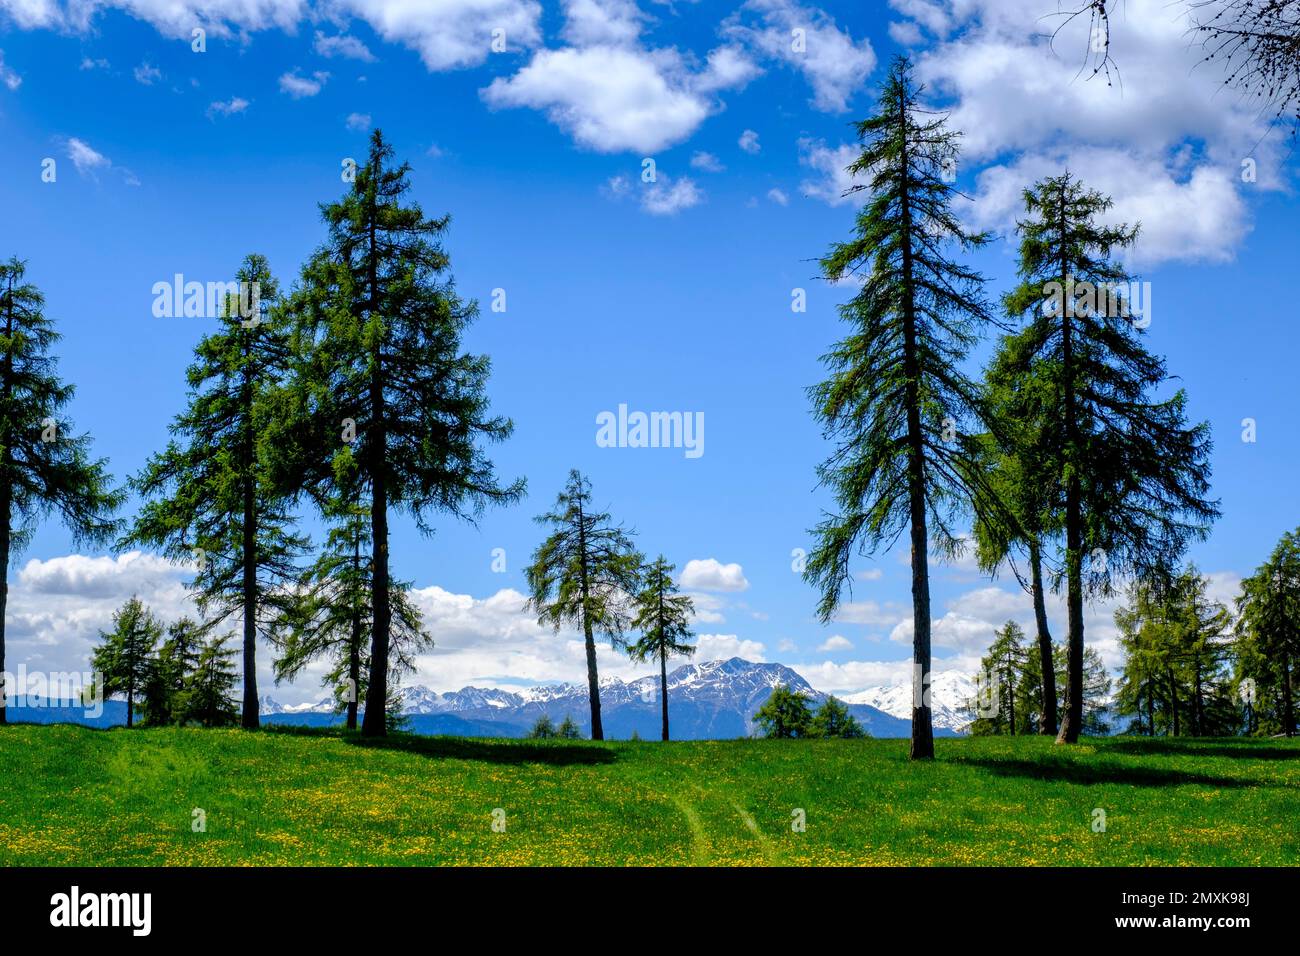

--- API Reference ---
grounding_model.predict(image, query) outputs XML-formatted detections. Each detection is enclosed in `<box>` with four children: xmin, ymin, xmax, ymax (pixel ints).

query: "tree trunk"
<box><xmin>0</xmin><ymin>483</ymin><xmax>8</xmax><ymax>727</ymax></box>
<box><xmin>1282</xmin><ymin>651</ymin><xmax>1295</xmax><ymax>738</ymax></box>
<box><xmin>896</xmin><ymin>85</ymin><xmax>933</xmax><ymax>760</ymax></box>
<box><xmin>1055</xmin><ymin>189</ymin><xmax>1085</xmax><ymax>746</ymax></box>
<box><xmin>126</xmin><ymin>686</ymin><xmax>134</xmax><ymax>728</ymax></box>
<box><xmin>576</xmin><ymin>502</ymin><xmax>603</xmax><ymax>740</ymax></box>
<box><xmin>1029</xmin><ymin>541</ymin><xmax>1057</xmax><ymax>735</ymax></box>
<box><xmin>660</xmin><ymin>648</ymin><xmax>669</xmax><ymax>742</ymax></box>
<box><xmin>361</xmin><ymin>212</ymin><xmax>391</xmax><ymax>738</ymax></box>
<box><xmin>1168</xmin><ymin>666</ymin><xmax>1179</xmax><ymax>736</ymax></box>
<box><xmin>361</xmin><ymin>438</ymin><xmax>391</xmax><ymax>737</ymax></box>
<box><xmin>346</xmin><ymin>528</ymin><xmax>361</xmax><ymax>731</ymax></box>
<box><xmin>241</xmin><ymin>473</ymin><xmax>259</xmax><ymax>729</ymax></box>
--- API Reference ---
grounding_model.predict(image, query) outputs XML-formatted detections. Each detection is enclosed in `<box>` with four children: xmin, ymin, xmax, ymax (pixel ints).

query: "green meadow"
<box><xmin>1</xmin><ymin>725</ymin><xmax>1296</xmax><ymax>866</ymax></box>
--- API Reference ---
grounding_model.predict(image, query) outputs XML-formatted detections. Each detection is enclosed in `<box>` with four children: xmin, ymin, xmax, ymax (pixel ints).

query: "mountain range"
<box><xmin>259</xmin><ymin>657</ymin><xmax>976</xmax><ymax>738</ymax></box>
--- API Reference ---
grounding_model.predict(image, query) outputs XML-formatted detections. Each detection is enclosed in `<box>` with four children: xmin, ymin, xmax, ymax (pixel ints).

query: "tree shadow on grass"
<box><xmin>949</xmin><ymin>756</ymin><xmax>1257</xmax><ymax>789</ymax></box>
<box><xmin>269</xmin><ymin>726</ymin><xmax>620</xmax><ymax>767</ymax></box>
<box><xmin>1104</xmin><ymin>738</ymin><xmax>1300</xmax><ymax>762</ymax></box>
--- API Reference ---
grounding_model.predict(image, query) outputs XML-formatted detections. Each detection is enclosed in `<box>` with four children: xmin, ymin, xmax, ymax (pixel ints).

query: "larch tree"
<box><xmin>0</xmin><ymin>257</ymin><xmax>123</xmax><ymax>724</ymax></box>
<box><xmin>125</xmin><ymin>254</ymin><xmax>306</xmax><ymax>729</ymax></box>
<box><xmin>997</xmin><ymin>172</ymin><xmax>1218</xmax><ymax>744</ymax></box>
<box><xmin>89</xmin><ymin>596</ymin><xmax>161</xmax><ymax>728</ymax></box>
<box><xmin>525</xmin><ymin>469</ymin><xmax>641</xmax><ymax>741</ymax></box>
<box><xmin>272</xmin><ymin>474</ymin><xmax>432</xmax><ymax>729</ymax></box>
<box><xmin>285</xmin><ymin>130</ymin><xmax>522</xmax><ymax>737</ymax></box>
<box><xmin>1236</xmin><ymin>528</ymin><xmax>1300</xmax><ymax>736</ymax></box>
<box><xmin>628</xmin><ymin>555</ymin><xmax>696</xmax><ymax>741</ymax></box>
<box><xmin>804</xmin><ymin>57</ymin><xmax>995</xmax><ymax>760</ymax></box>
<box><xmin>972</xmin><ymin>376</ymin><xmax>1061</xmax><ymax>735</ymax></box>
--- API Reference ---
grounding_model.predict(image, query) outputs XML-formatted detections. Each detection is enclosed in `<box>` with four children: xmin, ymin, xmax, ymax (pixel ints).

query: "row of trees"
<box><xmin>969</xmin><ymin>621</ymin><xmax>1112</xmax><ymax>737</ymax></box>
<box><xmin>753</xmin><ymin>687</ymin><xmax>866</xmax><ymax>739</ymax></box>
<box><xmin>88</xmin><ymin>597</ymin><xmax>238</xmax><ymax>728</ymax></box>
<box><xmin>524</xmin><ymin>469</ymin><xmax>697</xmax><ymax>741</ymax></box>
<box><xmin>804</xmin><ymin>56</ymin><xmax>1218</xmax><ymax>758</ymax></box>
<box><xmin>0</xmin><ymin>132</ymin><xmax>519</xmax><ymax>738</ymax></box>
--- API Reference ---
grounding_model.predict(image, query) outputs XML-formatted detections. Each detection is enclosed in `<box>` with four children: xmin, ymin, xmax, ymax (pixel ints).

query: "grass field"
<box><xmin>1</xmin><ymin>724</ymin><xmax>1297</xmax><ymax>866</ymax></box>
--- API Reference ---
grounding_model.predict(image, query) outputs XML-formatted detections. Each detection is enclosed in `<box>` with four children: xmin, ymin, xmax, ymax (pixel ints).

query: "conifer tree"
<box><xmin>997</xmin><ymin>173</ymin><xmax>1218</xmax><ymax>743</ymax></box>
<box><xmin>0</xmin><ymin>257</ymin><xmax>123</xmax><ymax>724</ymax></box>
<box><xmin>804</xmin><ymin>57</ymin><xmax>994</xmax><ymax>759</ymax></box>
<box><xmin>183</xmin><ymin>635</ymin><xmax>239</xmax><ymax>727</ymax></box>
<box><xmin>284</xmin><ymin>130</ymin><xmax>522</xmax><ymax>737</ymax></box>
<box><xmin>754</xmin><ymin>685</ymin><xmax>814</xmax><ymax>739</ymax></box>
<box><xmin>525</xmin><ymin>470</ymin><xmax>641</xmax><ymax>740</ymax></box>
<box><xmin>272</xmin><ymin>478</ymin><xmax>431</xmax><ymax>729</ymax></box>
<box><xmin>628</xmin><ymin>555</ymin><xmax>695</xmax><ymax>741</ymax></box>
<box><xmin>810</xmin><ymin>696</ymin><xmax>866</xmax><ymax>738</ymax></box>
<box><xmin>141</xmin><ymin>616</ymin><xmax>203</xmax><ymax>726</ymax></box>
<box><xmin>89</xmin><ymin>597</ymin><xmax>161</xmax><ymax>728</ymax></box>
<box><xmin>125</xmin><ymin>254</ymin><xmax>306</xmax><ymax>729</ymax></box>
<box><xmin>1236</xmin><ymin>529</ymin><xmax>1300</xmax><ymax>736</ymax></box>
<box><xmin>970</xmin><ymin>621</ymin><xmax>1028</xmax><ymax>736</ymax></box>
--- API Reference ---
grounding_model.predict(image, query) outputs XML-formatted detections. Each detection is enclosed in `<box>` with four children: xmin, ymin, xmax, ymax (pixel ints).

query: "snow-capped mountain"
<box><xmin>843</xmin><ymin>670</ymin><xmax>978</xmax><ymax>732</ymax></box>
<box><xmin>260</xmin><ymin>658</ymin><xmax>949</xmax><ymax>739</ymax></box>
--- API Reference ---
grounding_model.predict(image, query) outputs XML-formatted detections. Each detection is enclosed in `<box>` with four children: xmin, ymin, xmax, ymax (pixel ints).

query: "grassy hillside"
<box><xmin>1</xmin><ymin>725</ymin><xmax>1296</xmax><ymax>866</ymax></box>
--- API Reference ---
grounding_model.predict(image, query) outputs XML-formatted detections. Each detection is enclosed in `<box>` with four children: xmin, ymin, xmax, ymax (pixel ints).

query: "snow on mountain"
<box><xmin>843</xmin><ymin>669</ymin><xmax>978</xmax><ymax>732</ymax></box>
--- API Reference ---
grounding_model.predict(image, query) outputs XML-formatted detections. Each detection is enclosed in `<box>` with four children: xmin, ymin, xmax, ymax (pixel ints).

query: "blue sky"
<box><xmin>0</xmin><ymin>0</ymin><xmax>1295</xmax><ymax>704</ymax></box>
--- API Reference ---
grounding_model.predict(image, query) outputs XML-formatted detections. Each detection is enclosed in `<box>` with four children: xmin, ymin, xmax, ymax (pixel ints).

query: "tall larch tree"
<box><xmin>0</xmin><ymin>257</ymin><xmax>123</xmax><ymax>724</ymax></box>
<box><xmin>89</xmin><ymin>596</ymin><xmax>161</xmax><ymax>728</ymax></box>
<box><xmin>804</xmin><ymin>57</ymin><xmax>995</xmax><ymax>759</ymax></box>
<box><xmin>272</xmin><ymin>473</ymin><xmax>432</xmax><ymax>729</ymax></box>
<box><xmin>1236</xmin><ymin>529</ymin><xmax>1300</xmax><ymax>736</ymax></box>
<box><xmin>285</xmin><ymin>130</ymin><xmax>522</xmax><ymax>737</ymax></box>
<box><xmin>125</xmin><ymin>254</ymin><xmax>306</xmax><ymax>729</ymax></box>
<box><xmin>628</xmin><ymin>555</ymin><xmax>696</xmax><ymax>741</ymax></box>
<box><xmin>998</xmin><ymin>173</ymin><xmax>1218</xmax><ymax>744</ymax></box>
<box><xmin>525</xmin><ymin>470</ymin><xmax>641</xmax><ymax>741</ymax></box>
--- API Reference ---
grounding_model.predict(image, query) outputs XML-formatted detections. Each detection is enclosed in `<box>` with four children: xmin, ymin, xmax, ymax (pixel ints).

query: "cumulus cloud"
<box><xmin>313</xmin><ymin>30</ymin><xmax>375</xmax><ymax>62</ymax></box>
<box><xmin>690</xmin><ymin>150</ymin><xmax>724</xmax><ymax>172</ymax></box>
<box><xmin>0</xmin><ymin>1</ymin><xmax>537</xmax><ymax>71</ymax></box>
<box><xmin>482</xmin><ymin>0</ymin><xmax>756</xmax><ymax>153</ymax></box>
<box><xmin>132</xmin><ymin>61</ymin><xmax>161</xmax><ymax>85</ymax></box>
<box><xmin>889</xmin><ymin>0</ymin><xmax>1278</xmax><ymax>265</ymax></box>
<box><xmin>0</xmin><ymin>49</ymin><xmax>22</xmax><ymax>89</ymax></box>
<box><xmin>640</xmin><ymin>173</ymin><xmax>703</xmax><ymax>214</ymax></box>
<box><xmin>279</xmin><ymin>68</ymin><xmax>329</xmax><ymax>98</ymax></box>
<box><xmin>723</xmin><ymin>0</ymin><xmax>876</xmax><ymax>112</ymax></box>
<box><xmin>346</xmin><ymin>111</ymin><xmax>371</xmax><ymax>131</ymax></box>
<box><xmin>798</xmin><ymin>137</ymin><xmax>860</xmax><ymax>206</ymax></box>
<box><xmin>694</xmin><ymin>633</ymin><xmax>767</xmax><ymax>662</ymax></box>
<box><xmin>680</xmin><ymin>558</ymin><xmax>749</xmax><ymax>592</ymax></box>
<box><xmin>64</xmin><ymin>137</ymin><xmax>110</xmax><ymax>175</ymax></box>
<box><xmin>207</xmin><ymin>96</ymin><xmax>250</xmax><ymax>117</ymax></box>
<box><xmin>738</xmin><ymin>128</ymin><xmax>761</xmax><ymax>154</ymax></box>
<box><xmin>818</xmin><ymin>634</ymin><xmax>853</xmax><ymax>652</ymax></box>
<box><xmin>766</xmin><ymin>186</ymin><xmax>789</xmax><ymax>205</ymax></box>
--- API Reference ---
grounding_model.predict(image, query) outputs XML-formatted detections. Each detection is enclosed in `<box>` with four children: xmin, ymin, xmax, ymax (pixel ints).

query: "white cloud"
<box><xmin>78</xmin><ymin>56</ymin><xmax>109</xmax><ymax>71</ymax></box>
<box><xmin>0</xmin><ymin>49</ymin><xmax>19</xmax><ymax>90</ymax></box>
<box><xmin>680</xmin><ymin>558</ymin><xmax>749</xmax><ymax>592</ymax></box>
<box><xmin>855</xmin><ymin>568</ymin><xmax>883</xmax><ymax>581</ymax></box>
<box><xmin>207</xmin><ymin>96</ymin><xmax>250</xmax><ymax>117</ymax></box>
<box><xmin>346</xmin><ymin>111</ymin><xmax>371</xmax><ymax>131</ymax></box>
<box><xmin>279</xmin><ymin>68</ymin><xmax>329</xmax><ymax>98</ymax></box>
<box><xmin>832</xmin><ymin>599</ymin><xmax>904</xmax><ymax>628</ymax></box>
<box><xmin>767</xmin><ymin>186</ymin><xmax>789</xmax><ymax>205</ymax></box>
<box><xmin>738</xmin><ymin>128</ymin><xmax>760</xmax><ymax>154</ymax></box>
<box><xmin>482</xmin><ymin>0</ymin><xmax>753</xmax><ymax>153</ymax></box>
<box><xmin>894</xmin><ymin>0</ymin><xmax>1278</xmax><ymax>265</ymax></box>
<box><xmin>132</xmin><ymin>61</ymin><xmax>161</xmax><ymax>85</ymax></box>
<box><xmin>690</xmin><ymin>150</ymin><xmax>724</xmax><ymax>172</ymax></box>
<box><xmin>0</xmin><ymin>1</ymin><xmax>537</xmax><ymax>71</ymax></box>
<box><xmin>694</xmin><ymin>633</ymin><xmax>766</xmax><ymax>662</ymax></box>
<box><xmin>723</xmin><ymin>0</ymin><xmax>876</xmax><ymax>112</ymax></box>
<box><xmin>818</xmin><ymin>634</ymin><xmax>853</xmax><ymax>652</ymax></box>
<box><xmin>640</xmin><ymin>174</ymin><xmax>703</xmax><ymax>215</ymax></box>
<box><xmin>798</xmin><ymin>137</ymin><xmax>860</xmax><ymax>206</ymax></box>
<box><xmin>483</xmin><ymin>46</ymin><xmax>711</xmax><ymax>153</ymax></box>
<box><xmin>64</xmin><ymin>136</ymin><xmax>109</xmax><ymax>175</ymax></box>
<box><xmin>313</xmin><ymin>30</ymin><xmax>375</xmax><ymax>61</ymax></box>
